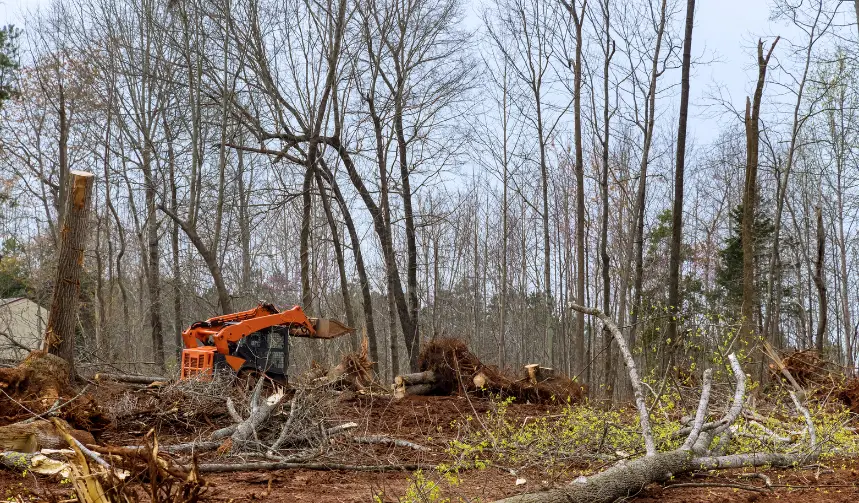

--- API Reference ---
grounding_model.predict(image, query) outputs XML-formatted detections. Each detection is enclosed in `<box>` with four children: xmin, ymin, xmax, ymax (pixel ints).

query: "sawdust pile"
<box><xmin>0</xmin><ymin>351</ymin><xmax>109</xmax><ymax>431</ymax></box>
<box><xmin>417</xmin><ymin>338</ymin><xmax>585</xmax><ymax>404</ymax></box>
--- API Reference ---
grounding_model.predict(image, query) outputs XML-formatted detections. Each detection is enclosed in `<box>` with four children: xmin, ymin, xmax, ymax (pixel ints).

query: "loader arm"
<box><xmin>179</xmin><ymin>303</ymin><xmax>354</xmax><ymax>380</ymax></box>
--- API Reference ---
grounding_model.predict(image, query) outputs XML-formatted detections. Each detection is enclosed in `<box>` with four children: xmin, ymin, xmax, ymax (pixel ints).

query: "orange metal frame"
<box><xmin>180</xmin><ymin>304</ymin><xmax>317</xmax><ymax>375</ymax></box>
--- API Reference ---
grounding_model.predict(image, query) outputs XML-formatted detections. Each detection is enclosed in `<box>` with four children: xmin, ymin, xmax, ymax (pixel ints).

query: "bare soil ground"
<box><xmin>0</xmin><ymin>383</ymin><xmax>856</xmax><ymax>503</ymax></box>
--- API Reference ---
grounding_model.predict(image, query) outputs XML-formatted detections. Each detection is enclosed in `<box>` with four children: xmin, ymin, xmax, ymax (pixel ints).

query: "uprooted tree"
<box><xmin>493</xmin><ymin>304</ymin><xmax>819</xmax><ymax>503</ymax></box>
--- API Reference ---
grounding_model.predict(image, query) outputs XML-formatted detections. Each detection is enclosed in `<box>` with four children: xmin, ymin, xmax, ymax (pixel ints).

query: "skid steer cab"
<box><xmin>180</xmin><ymin>303</ymin><xmax>354</xmax><ymax>382</ymax></box>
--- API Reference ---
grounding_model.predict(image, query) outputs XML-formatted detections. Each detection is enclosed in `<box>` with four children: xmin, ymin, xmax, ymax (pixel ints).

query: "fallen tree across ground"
<box><xmin>492</xmin><ymin>304</ymin><xmax>819</xmax><ymax>503</ymax></box>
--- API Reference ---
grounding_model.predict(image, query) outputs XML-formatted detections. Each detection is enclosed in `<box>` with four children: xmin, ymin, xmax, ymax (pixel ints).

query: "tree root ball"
<box><xmin>0</xmin><ymin>351</ymin><xmax>109</xmax><ymax>432</ymax></box>
<box><xmin>417</xmin><ymin>338</ymin><xmax>586</xmax><ymax>404</ymax></box>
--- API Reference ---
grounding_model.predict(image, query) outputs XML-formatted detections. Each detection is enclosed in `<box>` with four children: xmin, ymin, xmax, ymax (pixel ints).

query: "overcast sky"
<box><xmin>0</xmin><ymin>0</ymin><xmax>789</xmax><ymax>144</ymax></box>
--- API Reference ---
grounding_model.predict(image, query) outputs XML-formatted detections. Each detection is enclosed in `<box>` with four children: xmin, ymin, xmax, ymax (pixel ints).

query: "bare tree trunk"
<box><xmin>627</xmin><ymin>0</ymin><xmax>667</xmax><ymax>356</ymax></box>
<box><xmin>55</xmin><ymin>83</ymin><xmax>69</xmax><ymax>240</ymax></box>
<box><xmin>300</xmin><ymin>166</ymin><xmax>315</xmax><ymax>312</ymax></box>
<box><xmin>315</xmin><ymin>173</ymin><xmax>356</xmax><ymax>337</ymax></box>
<box><xmin>164</xmin><ymin>118</ymin><xmax>182</xmax><ymax>354</ymax></box>
<box><xmin>813</xmin><ymin>206</ymin><xmax>827</xmax><ymax>352</ymax></box>
<box><xmin>45</xmin><ymin>171</ymin><xmax>95</xmax><ymax>378</ymax></box>
<box><xmin>667</xmin><ymin>0</ymin><xmax>695</xmax><ymax>356</ymax></box>
<box><xmin>599</xmin><ymin>0</ymin><xmax>616</xmax><ymax>400</ymax></box>
<box><xmin>560</xmin><ymin>0</ymin><xmax>588</xmax><ymax>377</ymax></box>
<box><xmin>317</xmin><ymin>160</ymin><xmax>379</xmax><ymax>364</ymax></box>
<box><xmin>741</xmin><ymin>38</ymin><xmax>779</xmax><ymax>348</ymax></box>
<box><xmin>393</xmin><ymin>99</ymin><xmax>421</xmax><ymax>371</ymax></box>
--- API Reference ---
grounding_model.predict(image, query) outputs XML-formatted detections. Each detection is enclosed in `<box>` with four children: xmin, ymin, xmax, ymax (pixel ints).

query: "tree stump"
<box><xmin>44</xmin><ymin>170</ymin><xmax>95</xmax><ymax>378</ymax></box>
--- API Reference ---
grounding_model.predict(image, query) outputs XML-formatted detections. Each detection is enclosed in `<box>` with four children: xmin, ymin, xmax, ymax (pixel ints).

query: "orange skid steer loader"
<box><xmin>180</xmin><ymin>303</ymin><xmax>354</xmax><ymax>382</ymax></box>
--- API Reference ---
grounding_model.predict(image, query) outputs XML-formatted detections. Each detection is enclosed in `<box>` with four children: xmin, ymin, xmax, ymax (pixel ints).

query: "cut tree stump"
<box><xmin>44</xmin><ymin>170</ymin><xmax>95</xmax><ymax>378</ymax></box>
<box><xmin>524</xmin><ymin>364</ymin><xmax>554</xmax><ymax>384</ymax></box>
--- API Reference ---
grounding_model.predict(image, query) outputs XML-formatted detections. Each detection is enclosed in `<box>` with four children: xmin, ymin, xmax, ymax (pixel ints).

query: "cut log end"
<box><xmin>393</xmin><ymin>383</ymin><xmax>434</xmax><ymax>399</ymax></box>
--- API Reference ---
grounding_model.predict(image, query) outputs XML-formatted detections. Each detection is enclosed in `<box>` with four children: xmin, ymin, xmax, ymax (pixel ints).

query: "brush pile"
<box><xmin>394</xmin><ymin>338</ymin><xmax>585</xmax><ymax>404</ymax></box>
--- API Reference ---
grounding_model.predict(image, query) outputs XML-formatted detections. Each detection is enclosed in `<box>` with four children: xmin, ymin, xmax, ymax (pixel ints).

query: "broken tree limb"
<box><xmin>681</xmin><ymin>369</ymin><xmax>713</xmax><ymax>451</ymax></box>
<box><xmin>326</xmin><ymin>422</ymin><xmax>358</xmax><ymax>438</ymax></box>
<box><xmin>351</xmin><ymin>436</ymin><xmax>429</xmax><ymax>451</ymax></box>
<box><xmin>269</xmin><ymin>392</ymin><xmax>302</xmax><ymax>451</ymax></box>
<box><xmin>497</xmin><ymin>306</ymin><xmax>819</xmax><ymax>503</ymax></box>
<box><xmin>0</xmin><ymin>419</ymin><xmax>94</xmax><ymax>451</ymax></box>
<box><xmin>230</xmin><ymin>380</ymin><xmax>285</xmax><ymax>451</ymax></box>
<box><xmin>226</xmin><ymin>398</ymin><xmax>243</xmax><ymax>423</ymax></box>
<box><xmin>569</xmin><ymin>304</ymin><xmax>655</xmax><ymax>456</ymax></box>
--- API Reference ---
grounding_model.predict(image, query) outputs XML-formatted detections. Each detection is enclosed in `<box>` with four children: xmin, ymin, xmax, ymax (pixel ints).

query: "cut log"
<box><xmin>0</xmin><ymin>451</ymin><xmax>71</xmax><ymax>476</ymax></box>
<box><xmin>0</xmin><ymin>419</ymin><xmax>94</xmax><ymax>451</ymax></box>
<box><xmin>393</xmin><ymin>383</ymin><xmax>434</xmax><ymax>399</ymax></box>
<box><xmin>473</xmin><ymin>373</ymin><xmax>487</xmax><ymax>388</ymax></box>
<box><xmin>94</xmin><ymin>373</ymin><xmax>168</xmax><ymax>385</ymax></box>
<box><xmin>44</xmin><ymin>170</ymin><xmax>95</xmax><ymax>378</ymax></box>
<box><xmin>394</xmin><ymin>370</ymin><xmax>436</xmax><ymax>387</ymax></box>
<box><xmin>524</xmin><ymin>364</ymin><xmax>554</xmax><ymax>384</ymax></box>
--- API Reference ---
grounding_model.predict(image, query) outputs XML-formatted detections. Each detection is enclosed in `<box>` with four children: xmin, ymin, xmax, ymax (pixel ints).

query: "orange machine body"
<box><xmin>180</xmin><ymin>303</ymin><xmax>350</xmax><ymax>381</ymax></box>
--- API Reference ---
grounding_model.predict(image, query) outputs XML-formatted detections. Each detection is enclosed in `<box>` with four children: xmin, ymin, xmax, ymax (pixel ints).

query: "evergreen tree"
<box><xmin>716</xmin><ymin>204</ymin><xmax>775</xmax><ymax>309</ymax></box>
<box><xmin>0</xmin><ymin>24</ymin><xmax>20</xmax><ymax>110</ymax></box>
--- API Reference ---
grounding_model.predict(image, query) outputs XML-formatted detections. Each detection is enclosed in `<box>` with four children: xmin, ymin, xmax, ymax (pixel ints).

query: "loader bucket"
<box><xmin>310</xmin><ymin>318</ymin><xmax>355</xmax><ymax>339</ymax></box>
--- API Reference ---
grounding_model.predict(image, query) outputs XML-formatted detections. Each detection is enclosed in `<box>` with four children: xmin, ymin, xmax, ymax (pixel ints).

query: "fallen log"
<box><xmin>94</xmin><ymin>373</ymin><xmax>168</xmax><ymax>385</ymax></box>
<box><xmin>393</xmin><ymin>383</ymin><xmax>434</xmax><ymax>399</ymax></box>
<box><xmin>352</xmin><ymin>435</ymin><xmax>429</xmax><ymax>451</ymax></box>
<box><xmin>0</xmin><ymin>451</ymin><xmax>71</xmax><ymax>476</ymax></box>
<box><xmin>0</xmin><ymin>419</ymin><xmax>94</xmax><ymax>451</ymax></box>
<box><xmin>493</xmin><ymin>305</ymin><xmax>818</xmax><ymax>503</ymax></box>
<box><xmin>394</xmin><ymin>370</ymin><xmax>436</xmax><ymax>387</ymax></box>
<box><xmin>197</xmin><ymin>461</ymin><xmax>434</xmax><ymax>473</ymax></box>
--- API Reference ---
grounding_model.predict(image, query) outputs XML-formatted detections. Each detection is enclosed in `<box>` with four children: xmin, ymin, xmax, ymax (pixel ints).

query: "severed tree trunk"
<box><xmin>741</xmin><ymin>38</ymin><xmax>778</xmax><ymax>348</ymax></box>
<box><xmin>45</xmin><ymin>171</ymin><xmax>95</xmax><ymax>378</ymax></box>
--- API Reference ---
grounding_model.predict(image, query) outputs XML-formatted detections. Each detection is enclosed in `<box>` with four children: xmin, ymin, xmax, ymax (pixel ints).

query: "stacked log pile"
<box><xmin>393</xmin><ymin>338</ymin><xmax>586</xmax><ymax>404</ymax></box>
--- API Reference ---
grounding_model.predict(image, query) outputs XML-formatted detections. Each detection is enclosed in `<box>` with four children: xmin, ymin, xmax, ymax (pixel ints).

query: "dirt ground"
<box><xmin>0</xmin><ymin>385</ymin><xmax>857</xmax><ymax>503</ymax></box>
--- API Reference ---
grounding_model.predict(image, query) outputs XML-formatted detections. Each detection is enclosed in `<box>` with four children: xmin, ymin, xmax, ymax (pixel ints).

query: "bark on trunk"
<box><xmin>45</xmin><ymin>171</ymin><xmax>95</xmax><ymax>377</ymax></box>
<box><xmin>741</xmin><ymin>38</ymin><xmax>778</xmax><ymax>347</ymax></box>
<box><xmin>667</xmin><ymin>0</ymin><xmax>695</xmax><ymax>354</ymax></box>
<box><xmin>813</xmin><ymin>206</ymin><xmax>827</xmax><ymax>351</ymax></box>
